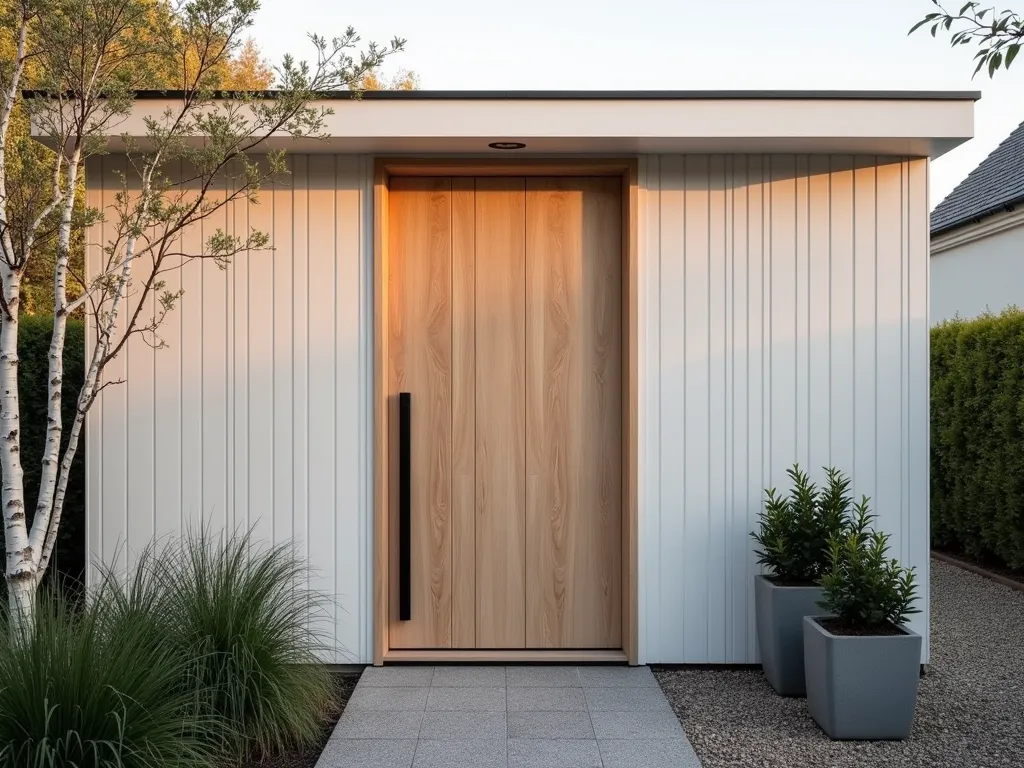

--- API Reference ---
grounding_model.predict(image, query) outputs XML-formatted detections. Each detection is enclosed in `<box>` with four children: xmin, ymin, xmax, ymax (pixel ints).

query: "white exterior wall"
<box><xmin>84</xmin><ymin>154</ymin><xmax>376</xmax><ymax>663</ymax></box>
<box><xmin>931</xmin><ymin>217</ymin><xmax>1024</xmax><ymax>324</ymax></box>
<box><xmin>637</xmin><ymin>155</ymin><xmax>931</xmax><ymax>663</ymax></box>
<box><xmin>85</xmin><ymin>153</ymin><xmax>931</xmax><ymax>664</ymax></box>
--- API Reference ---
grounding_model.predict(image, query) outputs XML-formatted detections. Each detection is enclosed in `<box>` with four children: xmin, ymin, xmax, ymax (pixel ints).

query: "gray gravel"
<box><xmin>654</xmin><ymin>559</ymin><xmax>1024</xmax><ymax>768</ymax></box>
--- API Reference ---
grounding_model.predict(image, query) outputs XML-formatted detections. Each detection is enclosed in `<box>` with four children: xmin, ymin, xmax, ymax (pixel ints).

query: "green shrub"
<box><xmin>818</xmin><ymin>501</ymin><xmax>920</xmax><ymax>630</ymax></box>
<box><xmin>931</xmin><ymin>308</ymin><xmax>1024</xmax><ymax>569</ymax></box>
<box><xmin>0</xmin><ymin>585</ymin><xmax>217</xmax><ymax>768</ymax></box>
<box><xmin>751</xmin><ymin>465</ymin><xmax>854</xmax><ymax>584</ymax></box>
<box><xmin>18</xmin><ymin>315</ymin><xmax>86</xmax><ymax>589</ymax></box>
<box><xmin>157</xmin><ymin>530</ymin><xmax>333</xmax><ymax>762</ymax></box>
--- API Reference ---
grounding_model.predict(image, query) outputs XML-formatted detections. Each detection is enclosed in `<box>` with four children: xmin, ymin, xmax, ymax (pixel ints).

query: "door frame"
<box><xmin>373</xmin><ymin>157</ymin><xmax>639</xmax><ymax>665</ymax></box>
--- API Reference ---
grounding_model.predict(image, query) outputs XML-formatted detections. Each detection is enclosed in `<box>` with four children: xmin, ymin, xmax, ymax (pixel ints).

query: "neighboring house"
<box><xmin>931</xmin><ymin>119</ymin><xmax>1024</xmax><ymax>323</ymax></box>
<box><xmin>49</xmin><ymin>90</ymin><xmax>974</xmax><ymax>666</ymax></box>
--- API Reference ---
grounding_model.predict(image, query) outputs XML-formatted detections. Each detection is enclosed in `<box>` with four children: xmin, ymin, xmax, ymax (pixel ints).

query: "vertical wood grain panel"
<box><xmin>451</xmin><ymin>178</ymin><xmax>476</xmax><ymax>649</ymax></box>
<box><xmin>388</xmin><ymin>177</ymin><xmax>453</xmax><ymax>649</ymax></box>
<box><xmin>795</xmin><ymin>156</ymin><xmax>810</xmax><ymax>469</ymax></box>
<box><xmin>475</xmin><ymin>177</ymin><xmax>526</xmax><ymax>649</ymax></box>
<box><xmin>525</xmin><ymin>177</ymin><xmax>622</xmax><ymax>649</ymax></box>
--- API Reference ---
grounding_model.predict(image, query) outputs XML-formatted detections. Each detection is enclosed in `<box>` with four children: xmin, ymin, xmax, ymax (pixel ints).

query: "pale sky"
<box><xmin>250</xmin><ymin>0</ymin><xmax>1024</xmax><ymax>207</ymax></box>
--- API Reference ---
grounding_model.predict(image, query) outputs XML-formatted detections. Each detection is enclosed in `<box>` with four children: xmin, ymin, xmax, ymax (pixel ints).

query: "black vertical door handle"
<box><xmin>398</xmin><ymin>392</ymin><xmax>411</xmax><ymax>621</ymax></box>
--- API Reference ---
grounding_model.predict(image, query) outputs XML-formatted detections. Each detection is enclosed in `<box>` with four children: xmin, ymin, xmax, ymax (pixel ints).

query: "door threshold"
<box><xmin>381</xmin><ymin>648</ymin><xmax>630</xmax><ymax>665</ymax></box>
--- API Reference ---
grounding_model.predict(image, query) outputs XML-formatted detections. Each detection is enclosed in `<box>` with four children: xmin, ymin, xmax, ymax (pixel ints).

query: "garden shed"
<box><xmin>70</xmin><ymin>90</ymin><xmax>976</xmax><ymax>665</ymax></box>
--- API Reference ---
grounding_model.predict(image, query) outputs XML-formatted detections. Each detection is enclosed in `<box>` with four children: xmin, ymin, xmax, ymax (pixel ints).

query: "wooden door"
<box><xmin>525</xmin><ymin>177</ymin><xmax>622</xmax><ymax>648</ymax></box>
<box><xmin>387</xmin><ymin>177</ymin><xmax>453</xmax><ymax>649</ymax></box>
<box><xmin>387</xmin><ymin>175</ymin><xmax>621</xmax><ymax>651</ymax></box>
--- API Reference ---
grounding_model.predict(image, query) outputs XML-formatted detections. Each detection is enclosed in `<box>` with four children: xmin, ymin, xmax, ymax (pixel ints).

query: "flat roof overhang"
<box><xmin>29</xmin><ymin>90</ymin><xmax>978</xmax><ymax>158</ymax></box>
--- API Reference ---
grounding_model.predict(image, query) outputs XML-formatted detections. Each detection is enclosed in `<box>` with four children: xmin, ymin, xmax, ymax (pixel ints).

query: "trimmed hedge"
<box><xmin>931</xmin><ymin>308</ymin><xmax>1024</xmax><ymax>569</ymax></box>
<box><xmin>17</xmin><ymin>315</ymin><xmax>86</xmax><ymax>588</ymax></box>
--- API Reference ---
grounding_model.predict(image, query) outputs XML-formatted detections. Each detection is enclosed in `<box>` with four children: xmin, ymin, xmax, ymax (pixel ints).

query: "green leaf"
<box><xmin>1007</xmin><ymin>43</ymin><xmax>1020</xmax><ymax>67</ymax></box>
<box><xmin>960</xmin><ymin>2</ymin><xmax>973</xmax><ymax>14</ymax></box>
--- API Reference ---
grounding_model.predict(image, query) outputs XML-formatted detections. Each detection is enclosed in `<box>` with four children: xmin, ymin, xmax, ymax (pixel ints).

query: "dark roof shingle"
<box><xmin>932</xmin><ymin>119</ymin><xmax>1024</xmax><ymax>235</ymax></box>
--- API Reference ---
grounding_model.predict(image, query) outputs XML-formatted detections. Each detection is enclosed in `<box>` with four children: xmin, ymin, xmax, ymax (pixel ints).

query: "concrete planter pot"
<box><xmin>754</xmin><ymin>575</ymin><xmax>823</xmax><ymax>696</ymax></box>
<box><xmin>803</xmin><ymin>616</ymin><xmax>922</xmax><ymax>740</ymax></box>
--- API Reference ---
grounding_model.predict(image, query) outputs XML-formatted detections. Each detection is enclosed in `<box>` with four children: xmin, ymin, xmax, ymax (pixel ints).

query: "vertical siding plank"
<box><xmin>230</xmin><ymin>168</ymin><xmax>249</xmax><ymax>532</ymax></box>
<box><xmin>85</xmin><ymin>158</ymin><xmax>104</xmax><ymax>587</ymax></box>
<box><xmin>707</xmin><ymin>155</ymin><xmax>727</xmax><ymax>661</ymax></box>
<box><xmin>247</xmin><ymin>158</ymin><xmax>275</xmax><ymax>546</ymax></box>
<box><xmin>291</xmin><ymin>155</ymin><xmax>310</xmax><ymax>595</ymax></box>
<box><xmin>683</xmin><ymin>155</ymin><xmax>710</xmax><ymax>661</ymax></box>
<box><xmin>201</xmin><ymin>170</ymin><xmax>229</xmax><ymax>532</ymax></box>
<box><xmin>876</xmin><ymin>158</ymin><xmax>905</xmax><ymax>591</ymax></box>
<box><xmin>639</xmin><ymin>156</ymin><xmax>662</xmax><ymax>663</ymax></box>
<box><xmin>178</xmin><ymin>162</ymin><xmax>202</xmax><ymax>530</ymax></box>
<box><xmin>769</xmin><ymin>155</ymin><xmax>797</xmax><ymax>484</ymax></box>
<box><xmin>829</xmin><ymin>157</ymin><xmax>855</xmax><ymax>474</ymax></box>
<box><xmin>101</xmin><ymin>155</ymin><xmax>129</xmax><ymax>576</ymax></box>
<box><xmin>745</xmin><ymin>155</ymin><xmax>766</xmax><ymax>662</ymax></box>
<box><xmin>795</xmin><ymin>156</ymin><xmax>810</xmax><ymax>469</ymax></box>
<box><xmin>853</xmin><ymin>158</ymin><xmax>878</xmax><ymax>504</ymax></box>
<box><xmin>807</xmin><ymin>157</ymin><xmax>832</xmax><ymax>469</ymax></box>
<box><xmin>907</xmin><ymin>158</ymin><xmax>930</xmax><ymax>660</ymax></box>
<box><xmin>335</xmin><ymin>155</ymin><xmax>363</xmax><ymax>660</ymax></box>
<box><xmin>728</xmin><ymin>156</ymin><xmax>750</xmax><ymax>662</ymax></box>
<box><xmin>306</xmin><ymin>158</ymin><xmax>336</xmax><ymax>652</ymax></box>
<box><xmin>658</xmin><ymin>154</ymin><xmax>686</xmax><ymax>661</ymax></box>
<box><xmin>272</xmin><ymin>159</ymin><xmax>294</xmax><ymax>547</ymax></box>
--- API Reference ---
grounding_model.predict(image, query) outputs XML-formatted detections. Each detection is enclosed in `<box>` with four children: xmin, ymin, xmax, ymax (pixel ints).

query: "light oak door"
<box><xmin>525</xmin><ymin>177</ymin><xmax>622</xmax><ymax>648</ymax></box>
<box><xmin>387</xmin><ymin>176</ymin><xmax>622</xmax><ymax>651</ymax></box>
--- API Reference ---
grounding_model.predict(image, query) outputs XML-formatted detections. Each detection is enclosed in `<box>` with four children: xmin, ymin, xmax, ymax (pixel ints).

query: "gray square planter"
<box><xmin>803</xmin><ymin>615</ymin><xmax>922</xmax><ymax>740</ymax></box>
<box><xmin>754</xmin><ymin>575</ymin><xmax>823</xmax><ymax>696</ymax></box>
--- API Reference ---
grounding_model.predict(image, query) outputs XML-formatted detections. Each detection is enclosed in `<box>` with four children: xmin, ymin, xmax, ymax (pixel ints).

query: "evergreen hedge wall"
<box><xmin>17</xmin><ymin>315</ymin><xmax>86</xmax><ymax>587</ymax></box>
<box><xmin>932</xmin><ymin>308</ymin><xmax>1024</xmax><ymax>570</ymax></box>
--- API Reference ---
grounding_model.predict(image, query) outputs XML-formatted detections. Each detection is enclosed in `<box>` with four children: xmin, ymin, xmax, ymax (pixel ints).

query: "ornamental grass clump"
<box><xmin>818</xmin><ymin>500</ymin><xmax>920</xmax><ymax>634</ymax></box>
<box><xmin>751</xmin><ymin>465</ymin><xmax>854</xmax><ymax>585</ymax></box>
<box><xmin>0</xmin><ymin>583</ymin><xmax>218</xmax><ymax>768</ymax></box>
<box><xmin>157</xmin><ymin>530</ymin><xmax>333</xmax><ymax>762</ymax></box>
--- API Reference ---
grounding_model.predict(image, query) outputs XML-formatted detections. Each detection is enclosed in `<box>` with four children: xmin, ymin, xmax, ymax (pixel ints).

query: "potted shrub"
<box><xmin>751</xmin><ymin>465</ymin><xmax>851</xmax><ymax>696</ymax></box>
<box><xmin>803</xmin><ymin>500</ymin><xmax>921</xmax><ymax>740</ymax></box>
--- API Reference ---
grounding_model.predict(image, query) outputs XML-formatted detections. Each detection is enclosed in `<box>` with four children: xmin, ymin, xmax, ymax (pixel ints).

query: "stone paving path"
<box><xmin>315</xmin><ymin>665</ymin><xmax>701</xmax><ymax>768</ymax></box>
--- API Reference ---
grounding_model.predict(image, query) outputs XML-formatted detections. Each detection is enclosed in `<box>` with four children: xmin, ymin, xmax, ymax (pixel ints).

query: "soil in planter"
<box><xmin>817</xmin><ymin>617</ymin><xmax>906</xmax><ymax>637</ymax></box>
<box><xmin>248</xmin><ymin>669</ymin><xmax>361</xmax><ymax>768</ymax></box>
<box><xmin>765</xmin><ymin>575</ymin><xmax>819</xmax><ymax>587</ymax></box>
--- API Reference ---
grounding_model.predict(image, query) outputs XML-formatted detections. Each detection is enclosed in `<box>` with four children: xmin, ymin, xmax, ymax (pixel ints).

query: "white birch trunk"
<box><xmin>0</xmin><ymin>266</ymin><xmax>34</xmax><ymax>621</ymax></box>
<box><xmin>28</xmin><ymin>155</ymin><xmax>80</xmax><ymax>566</ymax></box>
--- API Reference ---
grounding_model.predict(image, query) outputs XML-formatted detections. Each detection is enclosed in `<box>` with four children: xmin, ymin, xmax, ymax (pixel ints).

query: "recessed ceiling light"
<box><xmin>488</xmin><ymin>141</ymin><xmax>526</xmax><ymax>150</ymax></box>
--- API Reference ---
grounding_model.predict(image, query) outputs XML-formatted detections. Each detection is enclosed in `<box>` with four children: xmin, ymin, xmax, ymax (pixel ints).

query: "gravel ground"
<box><xmin>654</xmin><ymin>559</ymin><xmax>1024</xmax><ymax>768</ymax></box>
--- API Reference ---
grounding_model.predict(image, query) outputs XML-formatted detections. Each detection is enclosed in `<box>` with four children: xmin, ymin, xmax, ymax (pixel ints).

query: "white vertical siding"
<box><xmin>87</xmin><ymin>151</ymin><xmax>931</xmax><ymax>665</ymax></box>
<box><xmin>638</xmin><ymin>155</ymin><xmax>931</xmax><ymax>664</ymax></box>
<box><xmin>85</xmin><ymin>154</ymin><xmax>374</xmax><ymax>663</ymax></box>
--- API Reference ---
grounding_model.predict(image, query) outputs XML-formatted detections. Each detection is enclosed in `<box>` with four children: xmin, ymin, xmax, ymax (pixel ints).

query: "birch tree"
<box><xmin>1</xmin><ymin>0</ymin><xmax>403</xmax><ymax>621</ymax></box>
